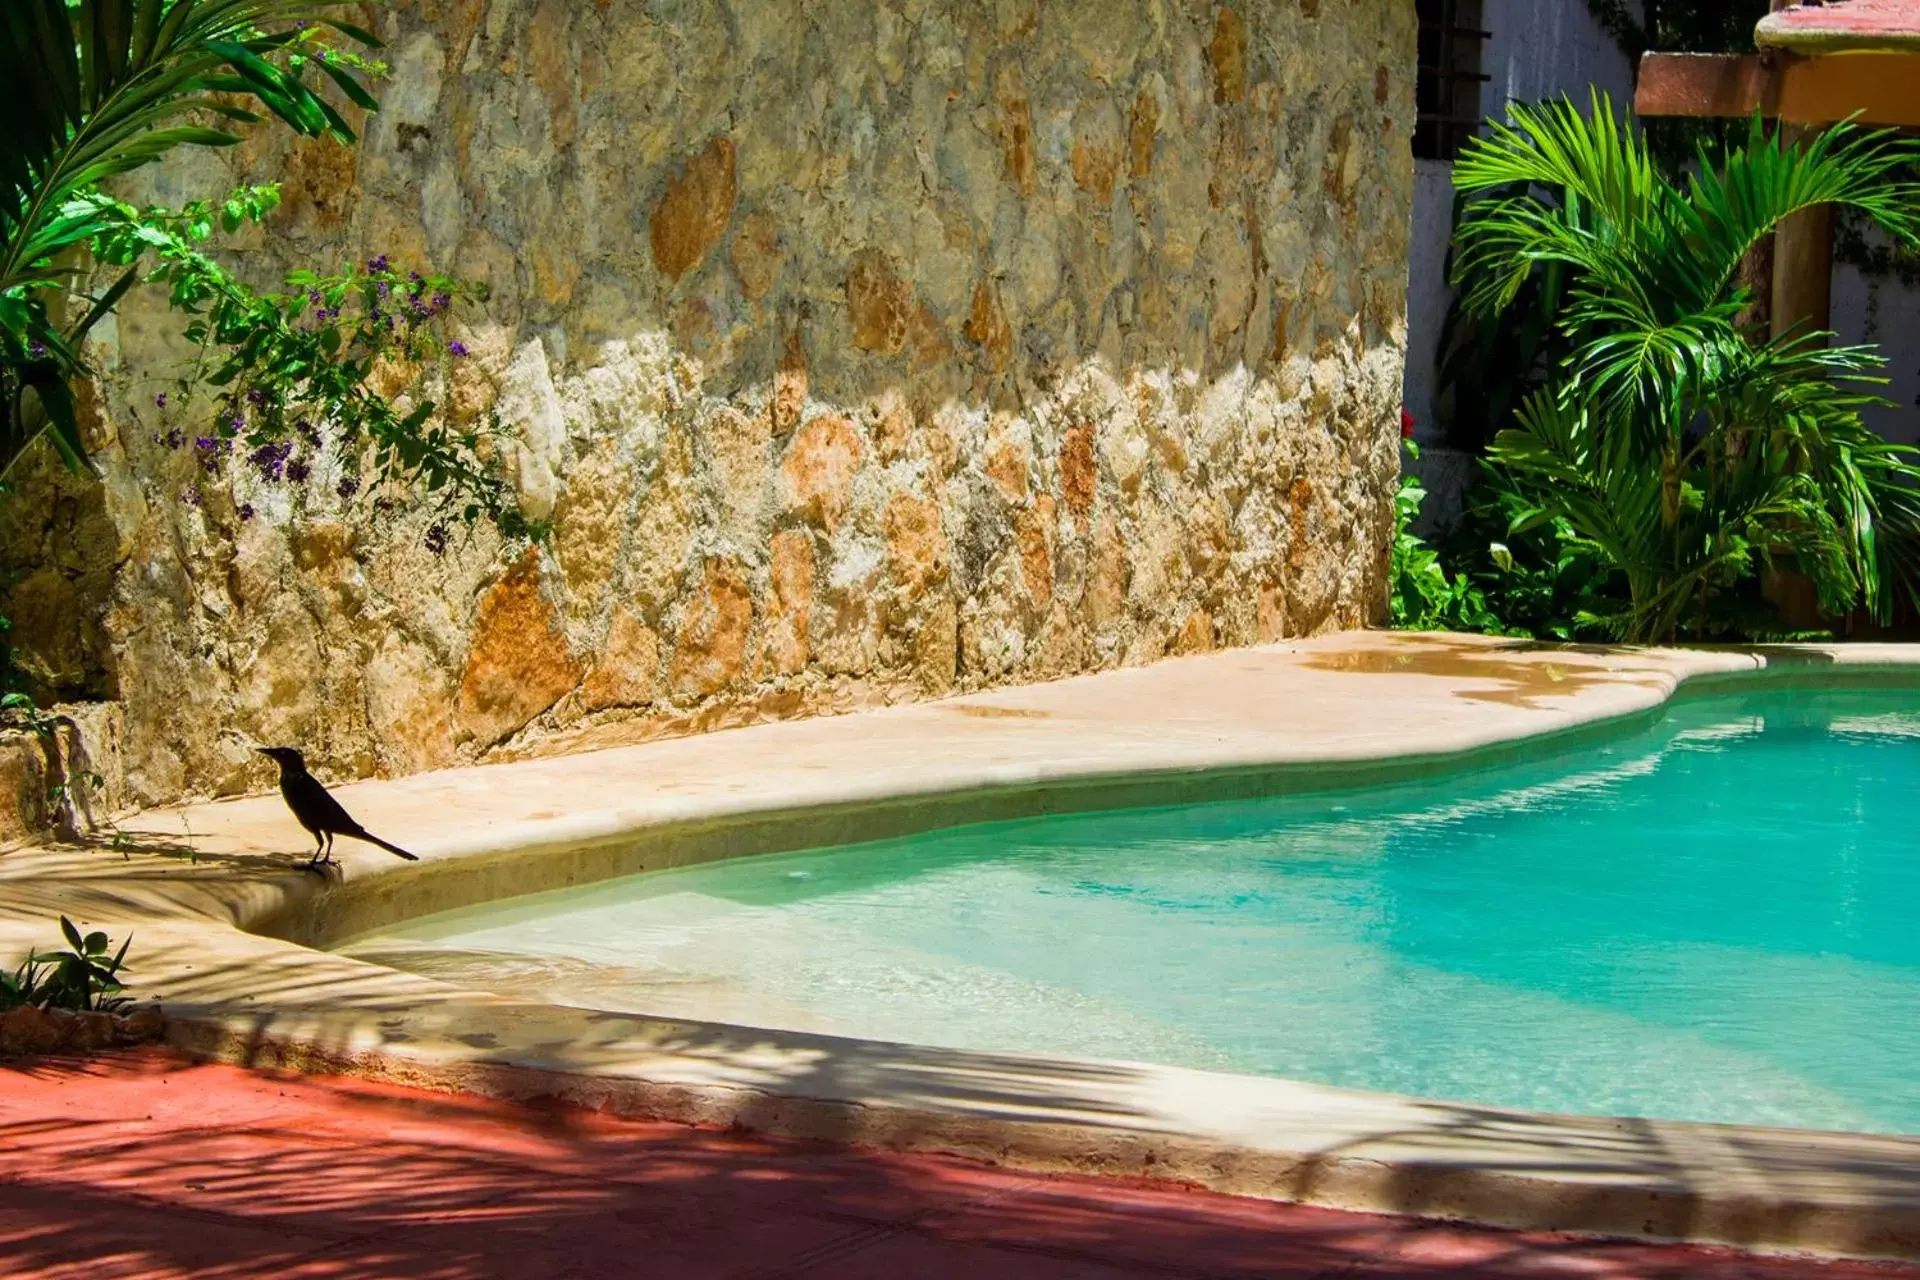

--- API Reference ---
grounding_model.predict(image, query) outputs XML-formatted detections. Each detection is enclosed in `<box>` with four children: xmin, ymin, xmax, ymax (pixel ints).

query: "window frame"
<box><xmin>1415</xmin><ymin>0</ymin><xmax>1492</xmax><ymax>162</ymax></box>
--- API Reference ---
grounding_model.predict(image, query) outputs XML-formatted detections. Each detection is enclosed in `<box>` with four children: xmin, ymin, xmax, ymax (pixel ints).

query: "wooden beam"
<box><xmin>1638</xmin><ymin>51</ymin><xmax>1920</xmax><ymax>128</ymax></box>
<box><xmin>1635</xmin><ymin>53</ymin><xmax>1771</xmax><ymax>120</ymax></box>
<box><xmin>1776</xmin><ymin>52</ymin><xmax>1920</xmax><ymax>127</ymax></box>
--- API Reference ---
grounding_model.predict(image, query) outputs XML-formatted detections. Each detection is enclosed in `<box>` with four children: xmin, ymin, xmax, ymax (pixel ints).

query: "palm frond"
<box><xmin>1683</xmin><ymin>114</ymin><xmax>1920</xmax><ymax>299</ymax></box>
<box><xmin>1454</xmin><ymin>92</ymin><xmax>1673</xmax><ymax>238</ymax></box>
<box><xmin>2</xmin><ymin>1</ymin><xmax>381</xmax><ymax>293</ymax></box>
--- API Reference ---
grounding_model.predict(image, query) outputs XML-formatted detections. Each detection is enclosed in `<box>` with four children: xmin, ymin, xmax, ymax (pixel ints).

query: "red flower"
<box><xmin>1400</xmin><ymin>408</ymin><xmax>1416</xmax><ymax>439</ymax></box>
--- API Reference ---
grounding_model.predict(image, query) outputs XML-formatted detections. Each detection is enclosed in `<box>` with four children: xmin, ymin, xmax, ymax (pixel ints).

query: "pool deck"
<box><xmin>4</xmin><ymin>631</ymin><xmax>1920</xmax><ymax>1262</ymax></box>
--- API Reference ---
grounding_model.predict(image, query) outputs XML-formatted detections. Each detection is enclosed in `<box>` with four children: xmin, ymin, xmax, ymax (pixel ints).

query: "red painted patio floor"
<box><xmin>1</xmin><ymin>1051</ymin><xmax>1914</xmax><ymax>1279</ymax></box>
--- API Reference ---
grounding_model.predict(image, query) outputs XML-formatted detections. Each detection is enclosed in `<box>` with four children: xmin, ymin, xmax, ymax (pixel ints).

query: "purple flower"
<box><xmin>295</xmin><ymin>419</ymin><xmax>322</xmax><ymax>447</ymax></box>
<box><xmin>286</xmin><ymin>459</ymin><xmax>312</xmax><ymax>485</ymax></box>
<box><xmin>377</xmin><ymin>280</ymin><xmax>391</xmax><ymax>297</ymax></box>
<box><xmin>368</xmin><ymin>254</ymin><xmax>390</xmax><ymax>273</ymax></box>
<box><xmin>431</xmin><ymin>292</ymin><xmax>452</xmax><ymax>313</ymax></box>
<box><xmin>307</xmin><ymin>288</ymin><xmax>324</xmax><ymax>305</ymax></box>
<box><xmin>155</xmin><ymin>428</ymin><xmax>186</xmax><ymax>450</ymax></box>
<box><xmin>154</xmin><ymin>392</ymin><xmax>168</xmax><ymax>409</ymax></box>
<box><xmin>193</xmin><ymin>435</ymin><xmax>230</xmax><ymax>474</ymax></box>
<box><xmin>27</xmin><ymin>340</ymin><xmax>47</xmax><ymax>359</ymax></box>
<box><xmin>181</xmin><ymin>485</ymin><xmax>202</xmax><ymax>508</ymax></box>
<box><xmin>448</xmin><ymin>340</ymin><xmax>470</xmax><ymax>358</ymax></box>
<box><xmin>374</xmin><ymin>497</ymin><xmax>395</xmax><ymax>515</ymax></box>
<box><xmin>237</xmin><ymin>502</ymin><xmax>255</xmax><ymax>523</ymax></box>
<box><xmin>336</xmin><ymin>475</ymin><xmax>360</xmax><ymax>500</ymax></box>
<box><xmin>248</xmin><ymin>440</ymin><xmax>293</xmax><ymax>482</ymax></box>
<box><xmin>246</xmin><ymin>387</ymin><xmax>266</xmax><ymax>407</ymax></box>
<box><xmin>423</xmin><ymin>523</ymin><xmax>449</xmax><ymax>556</ymax></box>
<box><xmin>229</xmin><ymin>415</ymin><xmax>245</xmax><ymax>433</ymax></box>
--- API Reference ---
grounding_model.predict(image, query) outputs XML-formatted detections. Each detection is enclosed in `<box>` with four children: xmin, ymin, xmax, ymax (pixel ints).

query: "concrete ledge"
<box><xmin>5</xmin><ymin>632</ymin><xmax>1920</xmax><ymax>1262</ymax></box>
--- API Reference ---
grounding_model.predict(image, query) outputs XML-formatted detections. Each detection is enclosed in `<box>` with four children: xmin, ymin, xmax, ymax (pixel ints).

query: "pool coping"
<box><xmin>4</xmin><ymin>631</ymin><xmax>1919</xmax><ymax>1262</ymax></box>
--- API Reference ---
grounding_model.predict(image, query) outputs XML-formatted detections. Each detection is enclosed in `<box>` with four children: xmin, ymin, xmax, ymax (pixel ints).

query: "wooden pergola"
<box><xmin>1636</xmin><ymin>0</ymin><xmax>1920</xmax><ymax>339</ymax></box>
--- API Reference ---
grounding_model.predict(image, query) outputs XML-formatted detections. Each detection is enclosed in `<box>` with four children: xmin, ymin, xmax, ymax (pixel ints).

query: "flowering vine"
<box><xmin>89</xmin><ymin>187</ymin><xmax>544</xmax><ymax>548</ymax></box>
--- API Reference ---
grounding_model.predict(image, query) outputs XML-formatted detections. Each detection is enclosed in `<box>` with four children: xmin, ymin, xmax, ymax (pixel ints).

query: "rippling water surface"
<box><xmin>345</xmin><ymin>687</ymin><xmax>1920</xmax><ymax>1133</ymax></box>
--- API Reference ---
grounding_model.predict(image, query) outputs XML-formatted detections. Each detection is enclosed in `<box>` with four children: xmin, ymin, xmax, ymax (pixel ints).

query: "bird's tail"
<box><xmin>350</xmin><ymin>828</ymin><xmax>419</xmax><ymax>861</ymax></box>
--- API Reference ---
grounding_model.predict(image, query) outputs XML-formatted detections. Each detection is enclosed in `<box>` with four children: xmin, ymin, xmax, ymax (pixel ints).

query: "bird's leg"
<box><xmin>306</xmin><ymin>830</ymin><xmax>329</xmax><ymax>870</ymax></box>
<box><xmin>324</xmin><ymin>830</ymin><xmax>336</xmax><ymax>864</ymax></box>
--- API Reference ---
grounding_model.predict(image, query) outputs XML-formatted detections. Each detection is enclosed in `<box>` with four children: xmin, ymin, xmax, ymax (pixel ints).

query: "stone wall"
<box><xmin>2</xmin><ymin>0</ymin><xmax>1415</xmax><ymax>811</ymax></box>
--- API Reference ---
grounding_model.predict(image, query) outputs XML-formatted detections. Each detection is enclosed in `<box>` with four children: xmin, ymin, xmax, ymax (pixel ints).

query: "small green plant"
<box><xmin>1438</xmin><ymin>472</ymin><xmax>1622</xmax><ymax>642</ymax></box>
<box><xmin>0</xmin><ymin>951</ymin><xmax>47</xmax><ymax>1010</ymax></box>
<box><xmin>1390</xmin><ymin>443</ymin><xmax>1506</xmax><ymax>634</ymax></box>
<box><xmin>46</xmin><ymin>767</ymin><xmax>104</xmax><ymax>811</ymax></box>
<box><xmin>0</xmin><ymin>917</ymin><xmax>133</xmax><ymax>1013</ymax></box>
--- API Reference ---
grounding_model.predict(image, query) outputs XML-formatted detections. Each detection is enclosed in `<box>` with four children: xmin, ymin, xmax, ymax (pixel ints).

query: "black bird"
<box><xmin>255</xmin><ymin>746</ymin><xmax>419</xmax><ymax>868</ymax></box>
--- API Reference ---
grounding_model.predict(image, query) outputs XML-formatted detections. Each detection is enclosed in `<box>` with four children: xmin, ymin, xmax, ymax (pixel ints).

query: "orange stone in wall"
<box><xmin>780</xmin><ymin>415</ymin><xmax>865</xmax><ymax>530</ymax></box>
<box><xmin>670</xmin><ymin>559</ymin><xmax>754</xmax><ymax>698</ymax></box>
<box><xmin>846</xmin><ymin>251</ymin><xmax>913</xmax><ymax>355</ymax></box>
<box><xmin>760</xmin><ymin>529</ymin><xmax>815</xmax><ymax>677</ymax></box>
<box><xmin>457</xmin><ymin>553</ymin><xmax>583</xmax><ymax>746</ymax></box>
<box><xmin>650</xmin><ymin>135</ymin><xmax>737</xmax><ymax>283</ymax></box>
<box><xmin>580</xmin><ymin>607</ymin><xmax>662</xmax><ymax>712</ymax></box>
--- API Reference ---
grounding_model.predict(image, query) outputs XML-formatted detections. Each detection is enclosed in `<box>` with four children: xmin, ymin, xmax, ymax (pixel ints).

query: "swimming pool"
<box><xmin>342</xmin><ymin>685</ymin><xmax>1920</xmax><ymax>1135</ymax></box>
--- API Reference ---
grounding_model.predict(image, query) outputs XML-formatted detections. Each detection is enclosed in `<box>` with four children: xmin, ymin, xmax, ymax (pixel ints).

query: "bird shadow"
<box><xmin>46</xmin><ymin>827</ymin><xmax>337</xmax><ymax>880</ymax></box>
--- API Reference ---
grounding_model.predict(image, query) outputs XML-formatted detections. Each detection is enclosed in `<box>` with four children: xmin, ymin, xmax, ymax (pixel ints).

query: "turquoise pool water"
<box><xmin>349</xmin><ymin>687</ymin><xmax>1920</xmax><ymax>1134</ymax></box>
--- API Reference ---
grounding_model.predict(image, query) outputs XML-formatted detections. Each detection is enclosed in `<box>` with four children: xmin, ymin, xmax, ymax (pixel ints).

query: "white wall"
<box><xmin>1403</xmin><ymin>159</ymin><xmax>1457</xmax><ymax>447</ymax></box>
<box><xmin>1483</xmin><ymin>0</ymin><xmax>1637</xmax><ymax>114</ymax></box>
<box><xmin>1403</xmin><ymin>0</ymin><xmax>1637</xmax><ymax>447</ymax></box>
<box><xmin>1832</xmin><ymin>264</ymin><xmax>1920</xmax><ymax>448</ymax></box>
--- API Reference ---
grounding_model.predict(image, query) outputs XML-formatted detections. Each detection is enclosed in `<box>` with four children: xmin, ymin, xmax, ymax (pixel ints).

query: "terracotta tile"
<box><xmin>797</xmin><ymin>1234</ymin><xmax>1156</xmax><ymax>1280</ymax></box>
<box><xmin>0</xmin><ymin>1185</ymin><xmax>350</xmax><ymax>1279</ymax></box>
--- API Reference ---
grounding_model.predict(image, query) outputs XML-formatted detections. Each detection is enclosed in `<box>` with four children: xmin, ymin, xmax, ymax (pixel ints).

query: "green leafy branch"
<box><xmin>87</xmin><ymin>187</ymin><xmax>537</xmax><ymax>539</ymax></box>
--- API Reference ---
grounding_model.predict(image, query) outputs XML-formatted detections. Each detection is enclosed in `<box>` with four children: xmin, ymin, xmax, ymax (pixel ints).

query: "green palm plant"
<box><xmin>1451</xmin><ymin>94</ymin><xmax>1920</xmax><ymax>642</ymax></box>
<box><xmin>0</xmin><ymin>0</ymin><xmax>380</xmax><ymax>477</ymax></box>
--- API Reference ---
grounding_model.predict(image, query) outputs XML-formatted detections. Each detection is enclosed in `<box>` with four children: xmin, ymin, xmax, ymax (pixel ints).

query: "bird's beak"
<box><xmin>252</xmin><ymin>746</ymin><xmax>270</xmax><ymax>756</ymax></box>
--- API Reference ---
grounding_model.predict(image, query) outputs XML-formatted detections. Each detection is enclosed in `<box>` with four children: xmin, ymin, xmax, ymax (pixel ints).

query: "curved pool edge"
<box><xmin>7</xmin><ymin>633</ymin><xmax>1920</xmax><ymax>1261</ymax></box>
<box><xmin>156</xmin><ymin>977</ymin><xmax>1920</xmax><ymax>1264</ymax></box>
<box><xmin>283</xmin><ymin>643</ymin><xmax>1920</xmax><ymax>953</ymax></box>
